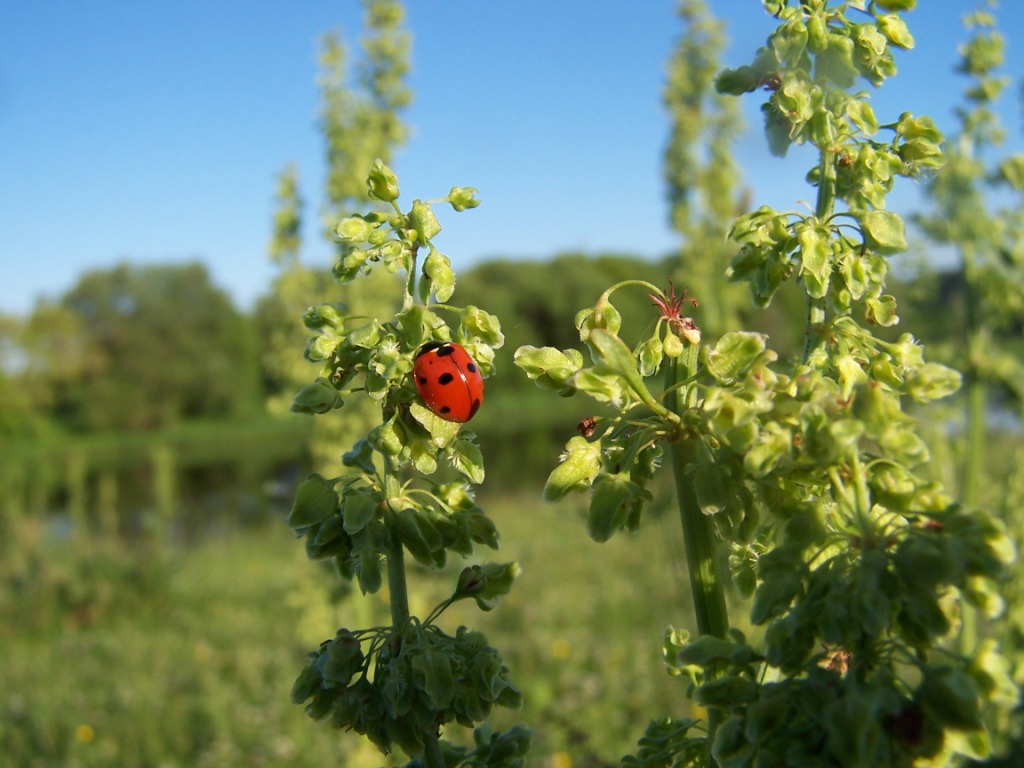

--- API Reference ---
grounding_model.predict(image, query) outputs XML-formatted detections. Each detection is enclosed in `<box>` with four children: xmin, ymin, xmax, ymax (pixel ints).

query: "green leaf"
<box><xmin>904</xmin><ymin>362</ymin><xmax>962</xmax><ymax>402</ymax></box>
<box><xmin>291</xmin><ymin>377</ymin><xmax>343</xmax><ymax>414</ymax></box>
<box><xmin>771</xmin><ymin>19</ymin><xmax>808</xmax><ymax>67</ymax></box>
<box><xmin>544</xmin><ymin>436</ymin><xmax>602</xmax><ymax>501</ymax></box>
<box><xmin>695</xmin><ymin>675</ymin><xmax>758</xmax><ymax>707</ymax></box>
<box><xmin>675</xmin><ymin>635</ymin><xmax>756</xmax><ymax>667</ymax></box>
<box><xmin>367</xmin><ymin>158</ymin><xmax>400</xmax><ymax>202</ymax></box>
<box><xmin>705</xmin><ymin>332</ymin><xmax>768</xmax><ymax>382</ymax></box>
<box><xmin>447</xmin><ymin>185</ymin><xmax>480</xmax><ymax>211</ymax></box>
<box><xmin>861</xmin><ymin>210</ymin><xmax>907</xmax><ymax>254</ymax></box>
<box><xmin>876</xmin><ymin>0</ymin><xmax>916</xmax><ymax>11</ymax></box>
<box><xmin>968</xmin><ymin>639</ymin><xmax>1019</xmax><ymax>708</ymax></box>
<box><xmin>866</xmin><ymin>294</ymin><xmax>899</xmax><ymax>326</ymax></box>
<box><xmin>422</xmin><ymin>247</ymin><xmax>455</xmax><ymax>303</ymax></box>
<box><xmin>342</xmin><ymin>439</ymin><xmax>376</xmax><ymax>474</ymax></box>
<box><xmin>588</xmin><ymin>472</ymin><xmax>644</xmax><ymax>543</ymax></box>
<box><xmin>368</xmin><ymin>416</ymin><xmax>405</xmax><ymax>457</ymax></box>
<box><xmin>751</xmin><ymin>570</ymin><xmax>803</xmax><ymax>625</ymax></box>
<box><xmin>918</xmin><ymin>666</ymin><xmax>984</xmax><ymax>731</ymax></box>
<box><xmin>356</xmin><ymin>548</ymin><xmax>383</xmax><ymax>594</ymax></box>
<box><xmin>823</xmin><ymin>696</ymin><xmax>883</xmax><ymax>766</ymax></box>
<box><xmin>413</xmin><ymin>649</ymin><xmax>456</xmax><ymax>709</ymax></box>
<box><xmin>878</xmin><ymin>14</ymin><xmax>914</xmax><ymax>49</ymax></box>
<box><xmin>287</xmin><ymin>474</ymin><xmax>339</xmax><ymax>529</ymax></box>
<box><xmin>449</xmin><ymin>437</ymin><xmax>485</xmax><ymax>484</ymax></box>
<box><xmin>320</xmin><ymin>631</ymin><xmax>365</xmax><ymax>685</ymax></box>
<box><xmin>846</xmin><ymin>98</ymin><xmax>878</xmax><ymax>135</ymax></box>
<box><xmin>290</xmin><ymin>662</ymin><xmax>323</xmax><ymax>706</ymax></box>
<box><xmin>638</xmin><ymin>335</ymin><xmax>664</xmax><ymax>377</ymax></box>
<box><xmin>410</xmin><ymin>402</ymin><xmax>461</xmax><ymax>448</ymax></box>
<box><xmin>715</xmin><ymin>65</ymin><xmax>762</xmax><ymax>95</ymax></box>
<box><xmin>336</xmin><ymin>215</ymin><xmax>374</xmax><ymax>242</ymax></box>
<box><xmin>393</xmin><ymin>508</ymin><xmax>443</xmax><ymax>567</ymax></box>
<box><xmin>797</xmin><ymin>222</ymin><xmax>831</xmax><ymax>298</ymax></box>
<box><xmin>587</xmin><ymin>328</ymin><xmax>660</xmax><ymax>408</ymax></box>
<box><xmin>513</xmin><ymin>345</ymin><xmax>584</xmax><ymax>395</ymax></box>
<box><xmin>454</xmin><ymin>562</ymin><xmax>522</xmax><ymax>611</ymax></box>
<box><xmin>817</xmin><ymin>34</ymin><xmax>858</xmax><ymax>88</ymax></box>
<box><xmin>342</xmin><ymin>488</ymin><xmax>379</xmax><ymax>535</ymax></box>
<box><xmin>459</xmin><ymin>304</ymin><xmax>504</xmax><ymax>347</ymax></box>
<box><xmin>895</xmin><ymin>113</ymin><xmax>942</xmax><ymax>143</ymax></box>
<box><xmin>570</xmin><ymin>367</ymin><xmax>629</xmax><ymax>406</ymax></box>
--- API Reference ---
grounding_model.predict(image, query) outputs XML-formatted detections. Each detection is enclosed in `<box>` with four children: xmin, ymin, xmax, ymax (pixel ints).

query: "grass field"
<box><xmin>1</xmin><ymin>486</ymin><xmax>700</xmax><ymax>768</ymax></box>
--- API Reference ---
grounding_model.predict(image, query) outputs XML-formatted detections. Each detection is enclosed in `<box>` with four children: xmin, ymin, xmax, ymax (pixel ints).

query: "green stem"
<box><xmin>387</xmin><ymin>525</ymin><xmax>410</xmax><ymax>628</ymax></box>
<box><xmin>666</xmin><ymin>343</ymin><xmax>728</xmax><ymax>764</ymax></box>
<box><xmin>423</xmin><ymin>733</ymin><xmax>446</xmax><ymax>768</ymax></box>
<box><xmin>959</xmin><ymin>295</ymin><xmax>986</xmax><ymax>654</ymax></box>
<box><xmin>387</xmin><ymin>515</ymin><xmax>447</xmax><ymax>767</ymax></box>
<box><xmin>803</xmin><ymin>140</ymin><xmax>837</xmax><ymax>363</ymax></box>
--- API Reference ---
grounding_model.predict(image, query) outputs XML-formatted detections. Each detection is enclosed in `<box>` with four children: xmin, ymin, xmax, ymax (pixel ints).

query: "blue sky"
<box><xmin>2</xmin><ymin>1</ymin><xmax>1022</xmax><ymax>316</ymax></box>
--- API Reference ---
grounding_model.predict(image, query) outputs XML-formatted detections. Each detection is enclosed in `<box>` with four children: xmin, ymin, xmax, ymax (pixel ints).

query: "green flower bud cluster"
<box><xmin>291</xmin><ymin>623</ymin><xmax>523</xmax><ymax>759</ymax></box>
<box><xmin>333</xmin><ymin>159</ymin><xmax>481</xmax><ymax>307</ymax></box>
<box><xmin>516</xmin><ymin>280</ymin><xmax>702</xmax><ymax>542</ymax></box>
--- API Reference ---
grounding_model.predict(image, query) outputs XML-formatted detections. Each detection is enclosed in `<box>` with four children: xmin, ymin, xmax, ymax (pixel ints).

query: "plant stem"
<box><xmin>666</xmin><ymin>344</ymin><xmax>728</xmax><ymax>764</ymax></box>
<box><xmin>387</xmin><ymin>520</ymin><xmax>446</xmax><ymax>768</ymax></box>
<box><xmin>959</xmin><ymin>283</ymin><xmax>986</xmax><ymax>655</ymax></box>
<box><xmin>803</xmin><ymin>139</ymin><xmax>837</xmax><ymax>363</ymax></box>
<box><xmin>387</xmin><ymin>527</ymin><xmax>410</xmax><ymax>628</ymax></box>
<box><xmin>423</xmin><ymin>733</ymin><xmax>446</xmax><ymax>768</ymax></box>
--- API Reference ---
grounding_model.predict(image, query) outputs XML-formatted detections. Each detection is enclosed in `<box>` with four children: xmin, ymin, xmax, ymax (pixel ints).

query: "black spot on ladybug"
<box><xmin>467</xmin><ymin>362</ymin><xmax>478</xmax><ymax>373</ymax></box>
<box><xmin>436</xmin><ymin>345</ymin><xmax>457</xmax><ymax>358</ymax></box>
<box><xmin>439</xmin><ymin>405</ymin><xmax>452</xmax><ymax>415</ymax></box>
<box><xmin>438</xmin><ymin>373</ymin><xmax>455</xmax><ymax>386</ymax></box>
<box><xmin>417</xmin><ymin>375</ymin><xmax>428</xmax><ymax>385</ymax></box>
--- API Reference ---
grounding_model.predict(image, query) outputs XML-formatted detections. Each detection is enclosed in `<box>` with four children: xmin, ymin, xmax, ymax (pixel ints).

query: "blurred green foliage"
<box><xmin>0</xmin><ymin>492</ymin><xmax>696</xmax><ymax>768</ymax></box>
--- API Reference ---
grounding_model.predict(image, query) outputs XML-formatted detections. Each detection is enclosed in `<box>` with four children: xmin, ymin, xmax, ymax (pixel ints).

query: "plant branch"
<box><xmin>666</xmin><ymin>343</ymin><xmax>728</xmax><ymax>764</ymax></box>
<box><xmin>803</xmin><ymin>137</ymin><xmax>838</xmax><ymax>363</ymax></box>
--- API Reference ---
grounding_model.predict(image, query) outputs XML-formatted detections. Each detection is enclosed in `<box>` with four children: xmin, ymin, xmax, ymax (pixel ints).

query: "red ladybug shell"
<box><xmin>413</xmin><ymin>342</ymin><xmax>484</xmax><ymax>423</ymax></box>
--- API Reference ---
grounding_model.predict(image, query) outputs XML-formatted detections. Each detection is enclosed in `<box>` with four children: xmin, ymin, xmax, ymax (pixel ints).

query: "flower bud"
<box><xmin>366</xmin><ymin>159</ymin><xmax>400</xmax><ymax>202</ymax></box>
<box><xmin>336</xmin><ymin>216</ymin><xmax>372</xmax><ymax>242</ymax></box>
<box><xmin>448</xmin><ymin>186</ymin><xmax>480</xmax><ymax>211</ymax></box>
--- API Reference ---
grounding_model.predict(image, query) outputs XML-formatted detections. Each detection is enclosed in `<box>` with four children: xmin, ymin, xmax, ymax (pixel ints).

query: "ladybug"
<box><xmin>413</xmin><ymin>341</ymin><xmax>484</xmax><ymax>423</ymax></box>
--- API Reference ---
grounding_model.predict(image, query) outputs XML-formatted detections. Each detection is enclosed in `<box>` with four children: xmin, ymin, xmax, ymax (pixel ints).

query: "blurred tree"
<box><xmin>261</xmin><ymin>0</ymin><xmax>410</xmax><ymax>475</ymax></box>
<box><xmin>664</xmin><ymin>0</ymin><xmax>747</xmax><ymax>340</ymax></box>
<box><xmin>915</xmin><ymin>5</ymin><xmax>1024</xmax><ymax>506</ymax></box>
<box><xmin>0</xmin><ymin>317</ymin><xmax>37</xmax><ymax>437</ymax></box>
<box><xmin>915</xmin><ymin>7</ymin><xmax>1024</xmax><ymax>755</ymax></box>
<box><xmin>320</xmin><ymin>0</ymin><xmax>411</xmax><ymax>230</ymax></box>
<box><xmin>52</xmin><ymin>262</ymin><xmax>259</xmax><ymax>431</ymax></box>
<box><xmin>260</xmin><ymin>164</ymin><xmax>325</xmax><ymax>414</ymax></box>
